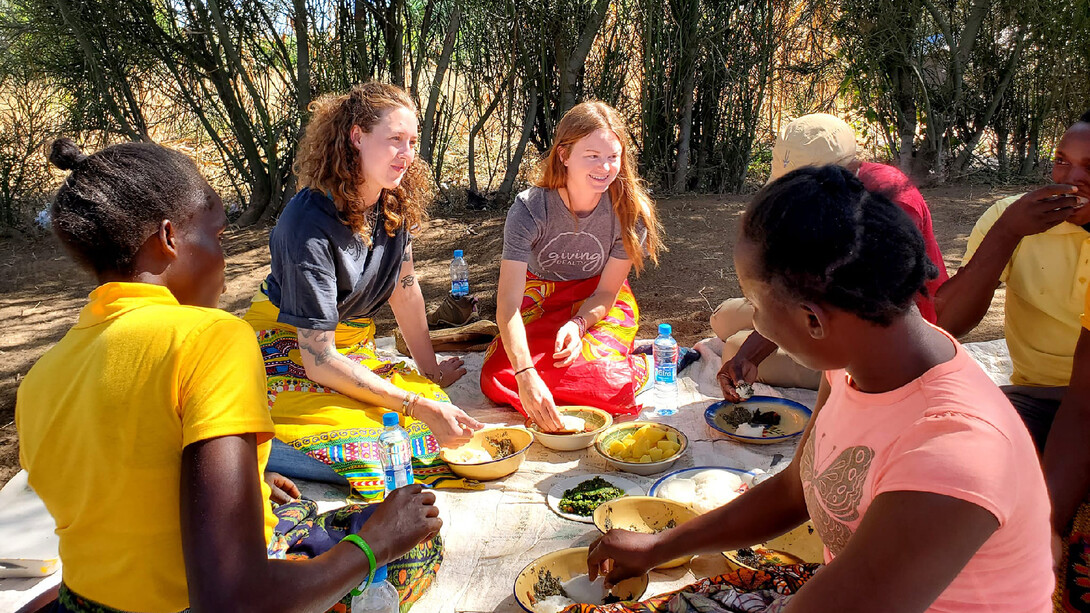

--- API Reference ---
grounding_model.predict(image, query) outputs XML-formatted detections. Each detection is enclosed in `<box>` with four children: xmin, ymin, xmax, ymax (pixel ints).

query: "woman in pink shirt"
<box><xmin>587</xmin><ymin>165</ymin><xmax>1054</xmax><ymax>612</ymax></box>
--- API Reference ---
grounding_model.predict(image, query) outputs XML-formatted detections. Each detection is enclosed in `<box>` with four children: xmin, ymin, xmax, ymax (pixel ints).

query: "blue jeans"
<box><xmin>267</xmin><ymin>439</ymin><xmax>348</xmax><ymax>485</ymax></box>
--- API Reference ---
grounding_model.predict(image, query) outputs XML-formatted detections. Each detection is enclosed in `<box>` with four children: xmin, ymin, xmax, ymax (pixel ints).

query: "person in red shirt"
<box><xmin>714</xmin><ymin>113</ymin><xmax>948</xmax><ymax>400</ymax></box>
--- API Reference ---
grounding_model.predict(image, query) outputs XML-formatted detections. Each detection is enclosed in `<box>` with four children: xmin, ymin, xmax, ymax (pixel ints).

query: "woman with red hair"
<box><xmin>481</xmin><ymin>101</ymin><xmax>664</xmax><ymax>429</ymax></box>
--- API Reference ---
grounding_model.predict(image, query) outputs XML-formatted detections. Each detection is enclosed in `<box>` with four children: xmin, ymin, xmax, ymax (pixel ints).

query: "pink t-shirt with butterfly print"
<box><xmin>799</xmin><ymin>330</ymin><xmax>1053</xmax><ymax>612</ymax></box>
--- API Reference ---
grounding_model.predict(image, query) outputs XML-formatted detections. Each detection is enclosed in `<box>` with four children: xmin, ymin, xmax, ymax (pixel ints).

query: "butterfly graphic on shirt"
<box><xmin>800</xmin><ymin>434</ymin><xmax>875</xmax><ymax>557</ymax></box>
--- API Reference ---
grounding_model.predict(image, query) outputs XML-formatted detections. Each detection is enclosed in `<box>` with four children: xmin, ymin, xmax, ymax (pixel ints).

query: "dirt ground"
<box><xmin>0</xmin><ymin>185</ymin><xmax>1020</xmax><ymax>488</ymax></box>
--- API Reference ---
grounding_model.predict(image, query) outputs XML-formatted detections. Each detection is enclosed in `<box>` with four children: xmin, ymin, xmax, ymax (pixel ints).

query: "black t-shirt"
<box><xmin>265</xmin><ymin>189</ymin><xmax>409</xmax><ymax>330</ymax></box>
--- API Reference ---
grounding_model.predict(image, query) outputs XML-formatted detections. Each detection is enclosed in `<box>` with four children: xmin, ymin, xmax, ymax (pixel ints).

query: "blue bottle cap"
<box><xmin>372</xmin><ymin>564</ymin><xmax>387</xmax><ymax>583</ymax></box>
<box><xmin>454</xmin><ymin>249</ymin><xmax>463</xmax><ymax>258</ymax></box>
<box><xmin>658</xmin><ymin>323</ymin><xmax>672</xmax><ymax>336</ymax></box>
<box><xmin>382</xmin><ymin>412</ymin><xmax>400</xmax><ymax>427</ymax></box>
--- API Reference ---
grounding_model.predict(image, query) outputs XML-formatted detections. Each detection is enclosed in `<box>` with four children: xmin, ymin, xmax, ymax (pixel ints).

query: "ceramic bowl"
<box><xmin>527</xmin><ymin>406</ymin><xmax>614</xmax><ymax>451</ymax></box>
<box><xmin>593</xmin><ymin>422</ymin><xmax>688</xmax><ymax>476</ymax></box>
<box><xmin>439</xmin><ymin>426</ymin><xmax>534</xmax><ymax>481</ymax></box>
<box><xmin>592</xmin><ymin>496</ymin><xmax>698</xmax><ymax>569</ymax></box>
<box><xmin>704</xmin><ymin>397</ymin><xmax>812</xmax><ymax>445</ymax></box>
<box><xmin>513</xmin><ymin>547</ymin><xmax>649</xmax><ymax>612</ymax></box>
<box><xmin>723</xmin><ymin>520</ymin><xmax>824</xmax><ymax>570</ymax></box>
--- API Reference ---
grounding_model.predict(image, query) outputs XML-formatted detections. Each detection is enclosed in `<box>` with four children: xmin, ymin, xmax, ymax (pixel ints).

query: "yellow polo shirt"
<box><xmin>964</xmin><ymin>195</ymin><xmax>1090</xmax><ymax>387</ymax></box>
<box><xmin>16</xmin><ymin>282</ymin><xmax>277</xmax><ymax>613</ymax></box>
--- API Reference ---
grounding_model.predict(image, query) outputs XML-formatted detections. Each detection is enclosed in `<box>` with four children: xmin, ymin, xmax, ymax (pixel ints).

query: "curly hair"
<box><xmin>294</xmin><ymin>82</ymin><xmax>432</xmax><ymax>239</ymax></box>
<box><xmin>536</xmin><ymin>101</ymin><xmax>664</xmax><ymax>275</ymax></box>
<box><xmin>47</xmin><ymin>138</ymin><xmax>210</xmax><ymax>277</ymax></box>
<box><xmin>742</xmin><ymin>165</ymin><xmax>938</xmax><ymax>326</ymax></box>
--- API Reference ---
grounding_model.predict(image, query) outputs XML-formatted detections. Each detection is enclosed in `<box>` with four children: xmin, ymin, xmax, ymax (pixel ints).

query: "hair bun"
<box><xmin>49</xmin><ymin>138</ymin><xmax>88</xmax><ymax>171</ymax></box>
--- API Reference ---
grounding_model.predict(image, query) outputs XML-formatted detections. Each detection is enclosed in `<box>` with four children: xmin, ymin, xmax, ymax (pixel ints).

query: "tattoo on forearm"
<box><xmin>401</xmin><ymin>274</ymin><xmax>415</xmax><ymax>288</ymax></box>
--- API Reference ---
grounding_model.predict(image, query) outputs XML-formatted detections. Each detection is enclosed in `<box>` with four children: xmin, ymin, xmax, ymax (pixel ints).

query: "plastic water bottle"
<box><xmin>450</xmin><ymin>249</ymin><xmax>469</xmax><ymax>297</ymax></box>
<box><xmin>350</xmin><ymin>564</ymin><xmax>399</xmax><ymax>613</ymax></box>
<box><xmin>652</xmin><ymin>323</ymin><xmax>679</xmax><ymax>416</ymax></box>
<box><xmin>379</xmin><ymin>412</ymin><xmax>414</xmax><ymax>492</ymax></box>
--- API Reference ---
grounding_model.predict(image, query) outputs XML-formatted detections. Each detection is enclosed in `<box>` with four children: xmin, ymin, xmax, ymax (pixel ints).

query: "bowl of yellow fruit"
<box><xmin>594</xmin><ymin>422</ymin><xmax>687</xmax><ymax>476</ymax></box>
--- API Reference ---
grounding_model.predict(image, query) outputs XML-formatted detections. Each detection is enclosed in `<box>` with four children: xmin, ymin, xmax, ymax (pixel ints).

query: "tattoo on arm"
<box><xmin>296</xmin><ymin>328</ymin><xmax>336</xmax><ymax>367</ymax></box>
<box><xmin>400</xmin><ymin>274</ymin><xmax>416</xmax><ymax>289</ymax></box>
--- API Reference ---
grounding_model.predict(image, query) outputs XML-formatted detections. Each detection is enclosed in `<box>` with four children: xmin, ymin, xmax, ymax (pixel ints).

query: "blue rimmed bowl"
<box><xmin>704</xmin><ymin>396</ymin><xmax>811</xmax><ymax>445</ymax></box>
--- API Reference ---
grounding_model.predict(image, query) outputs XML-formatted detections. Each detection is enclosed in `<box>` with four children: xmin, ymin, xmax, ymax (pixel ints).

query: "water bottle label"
<box><xmin>451</xmin><ymin>280</ymin><xmax>469</xmax><ymax>296</ymax></box>
<box><xmin>382</xmin><ymin>440</ymin><xmax>414</xmax><ymax>491</ymax></box>
<box><xmin>655</xmin><ymin>345</ymin><xmax>678</xmax><ymax>383</ymax></box>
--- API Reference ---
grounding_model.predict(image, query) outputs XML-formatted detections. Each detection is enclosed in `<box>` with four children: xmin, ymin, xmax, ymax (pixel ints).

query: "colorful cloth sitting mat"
<box><xmin>557</xmin><ymin>565</ymin><xmax>819</xmax><ymax>613</ymax></box>
<box><xmin>243</xmin><ymin>288</ymin><xmax>482</xmax><ymax>501</ymax></box>
<box><xmin>480</xmin><ymin>272</ymin><xmax>651</xmax><ymax>416</ymax></box>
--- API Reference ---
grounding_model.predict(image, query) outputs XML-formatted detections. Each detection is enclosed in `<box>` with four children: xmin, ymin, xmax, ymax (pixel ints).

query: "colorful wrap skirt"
<box><xmin>243</xmin><ymin>290</ymin><xmax>478</xmax><ymax>501</ymax></box>
<box><xmin>1057</xmin><ymin>496</ymin><xmax>1090</xmax><ymax>611</ymax></box>
<box><xmin>56</xmin><ymin>500</ymin><xmax>441</xmax><ymax>613</ymax></box>
<box><xmin>555</xmin><ymin>565</ymin><xmax>817</xmax><ymax>613</ymax></box>
<box><xmin>480</xmin><ymin>273</ymin><xmax>650</xmax><ymax>416</ymax></box>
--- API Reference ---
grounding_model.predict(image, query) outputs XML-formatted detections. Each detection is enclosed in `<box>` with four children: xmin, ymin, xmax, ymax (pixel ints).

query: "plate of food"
<box><xmin>723</xmin><ymin>520</ymin><xmax>825</xmax><ymax>571</ymax></box>
<box><xmin>546</xmin><ymin>474</ymin><xmax>646</xmax><ymax>523</ymax></box>
<box><xmin>514</xmin><ymin>547</ymin><xmax>649</xmax><ymax>612</ymax></box>
<box><xmin>527</xmin><ymin>406</ymin><xmax>613</xmax><ymax>451</ymax></box>
<box><xmin>649</xmin><ymin>466</ymin><xmax>756</xmax><ymax>514</ymax></box>
<box><xmin>704</xmin><ymin>396</ymin><xmax>811</xmax><ymax>444</ymax></box>
<box><xmin>439</xmin><ymin>426</ymin><xmax>534</xmax><ymax>481</ymax></box>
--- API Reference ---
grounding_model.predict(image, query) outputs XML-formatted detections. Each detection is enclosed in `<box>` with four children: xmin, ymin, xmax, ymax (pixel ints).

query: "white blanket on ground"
<box><xmin>0</xmin><ymin>337</ymin><xmax>1014</xmax><ymax>613</ymax></box>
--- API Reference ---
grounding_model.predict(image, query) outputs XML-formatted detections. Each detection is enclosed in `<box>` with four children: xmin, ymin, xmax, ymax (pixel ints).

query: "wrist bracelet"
<box><xmin>571</xmin><ymin>315</ymin><xmax>588</xmax><ymax>337</ymax></box>
<box><xmin>406</xmin><ymin>393</ymin><xmax>420</xmax><ymax>418</ymax></box>
<box><xmin>342</xmin><ymin>534</ymin><xmax>377</xmax><ymax>595</ymax></box>
<box><xmin>514</xmin><ymin>365</ymin><xmax>535</xmax><ymax>377</ymax></box>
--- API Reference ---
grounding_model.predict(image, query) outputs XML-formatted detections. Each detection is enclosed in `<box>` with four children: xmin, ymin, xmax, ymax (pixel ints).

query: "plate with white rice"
<box><xmin>649</xmin><ymin>466</ymin><xmax>756</xmax><ymax>514</ymax></box>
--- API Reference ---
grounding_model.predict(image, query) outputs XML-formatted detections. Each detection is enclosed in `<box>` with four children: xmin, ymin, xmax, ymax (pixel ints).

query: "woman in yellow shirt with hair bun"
<box><xmin>16</xmin><ymin>138</ymin><xmax>442</xmax><ymax>613</ymax></box>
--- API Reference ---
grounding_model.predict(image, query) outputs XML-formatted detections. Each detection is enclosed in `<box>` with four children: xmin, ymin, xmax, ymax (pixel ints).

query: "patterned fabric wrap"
<box><xmin>243</xmin><ymin>292</ymin><xmax>481</xmax><ymax>501</ymax></box>
<box><xmin>54</xmin><ymin>500</ymin><xmax>441</xmax><ymax>613</ymax></box>
<box><xmin>557</xmin><ymin>565</ymin><xmax>818</xmax><ymax>613</ymax></box>
<box><xmin>268</xmin><ymin>499</ymin><xmax>442</xmax><ymax>613</ymax></box>
<box><xmin>480</xmin><ymin>272</ymin><xmax>650</xmax><ymax>416</ymax></box>
<box><xmin>1057</xmin><ymin>495</ymin><xmax>1090</xmax><ymax>612</ymax></box>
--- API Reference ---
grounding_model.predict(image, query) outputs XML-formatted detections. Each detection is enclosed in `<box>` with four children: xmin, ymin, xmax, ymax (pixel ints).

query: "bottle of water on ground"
<box><xmin>450</xmin><ymin>249</ymin><xmax>469</xmax><ymax>297</ymax></box>
<box><xmin>350</xmin><ymin>564</ymin><xmax>399</xmax><ymax>613</ymax></box>
<box><xmin>379</xmin><ymin>412</ymin><xmax>414</xmax><ymax>493</ymax></box>
<box><xmin>652</xmin><ymin>323</ymin><xmax>679</xmax><ymax>417</ymax></box>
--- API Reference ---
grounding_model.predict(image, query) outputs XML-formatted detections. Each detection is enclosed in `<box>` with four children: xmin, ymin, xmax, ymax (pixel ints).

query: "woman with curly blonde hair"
<box><xmin>243</xmin><ymin>82</ymin><xmax>482</xmax><ymax>505</ymax></box>
<box><xmin>481</xmin><ymin>101</ymin><xmax>664</xmax><ymax>428</ymax></box>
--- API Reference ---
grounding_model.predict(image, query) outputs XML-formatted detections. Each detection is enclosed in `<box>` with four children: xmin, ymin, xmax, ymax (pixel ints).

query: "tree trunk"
<box><xmin>419</xmin><ymin>7</ymin><xmax>461</xmax><ymax>164</ymax></box>
<box><xmin>499</xmin><ymin>85</ymin><xmax>539</xmax><ymax>200</ymax></box>
<box><xmin>672</xmin><ymin>64</ymin><xmax>697</xmax><ymax>192</ymax></box>
<box><xmin>559</xmin><ymin>0</ymin><xmax>611</xmax><ymax>113</ymax></box>
<box><xmin>385</xmin><ymin>0</ymin><xmax>405</xmax><ymax>86</ymax></box>
<box><xmin>467</xmin><ymin>73</ymin><xmax>510</xmax><ymax>193</ymax></box>
<box><xmin>293</xmin><ymin>0</ymin><xmax>311</xmax><ymax>119</ymax></box>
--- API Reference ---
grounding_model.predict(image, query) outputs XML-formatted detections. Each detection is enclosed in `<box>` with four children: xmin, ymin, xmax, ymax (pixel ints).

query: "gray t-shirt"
<box><xmin>265</xmin><ymin>189</ymin><xmax>409</xmax><ymax>330</ymax></box>
<box><xmin>502</xmin><ymin>187</ymin><xmax>635</xmax><ymax>281</ymax></box>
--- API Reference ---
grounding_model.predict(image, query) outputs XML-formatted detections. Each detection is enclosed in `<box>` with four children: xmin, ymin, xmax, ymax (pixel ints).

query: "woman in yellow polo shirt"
<box><xmin>16</xmin><ymin>139</ymin><xmax>442</xmax><ymax>612</ymax></box>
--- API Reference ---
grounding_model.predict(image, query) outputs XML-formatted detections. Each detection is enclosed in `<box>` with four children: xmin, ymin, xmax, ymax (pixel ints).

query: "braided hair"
<box><xmin>48</xmin><ymin>138</ymin><xmax>210</xmax><ymax>277</ymax></box>
<box><xmin>742</xmin><ymin>164</ymin><xmax>937</xmax><ymax>325</ymax></box>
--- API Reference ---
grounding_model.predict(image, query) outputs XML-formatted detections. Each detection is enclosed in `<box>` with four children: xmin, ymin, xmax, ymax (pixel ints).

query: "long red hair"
<box><xmin>536</xmin><ymin>101</ymin><xmax>663</xmax><ymax>274</ymax></box>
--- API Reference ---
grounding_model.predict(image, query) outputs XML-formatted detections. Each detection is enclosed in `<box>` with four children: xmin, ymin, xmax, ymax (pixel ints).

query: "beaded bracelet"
<box><xmin>571</xmin><ymin>315</ymin><xmax>588</xmax><ymax>337</ymax></box>
<box><xmin>342</xmin><ymin>534</ymin><xmax>377</xmax><ymax>595</ymax></box>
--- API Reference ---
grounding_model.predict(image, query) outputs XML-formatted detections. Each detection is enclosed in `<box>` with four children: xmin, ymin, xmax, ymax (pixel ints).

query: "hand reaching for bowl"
<box><xmin>516</xmin><ymin>368</ymin><xmax>564</xmax><ymax>432</ymax></box>
<box><xmin>414</xmin><ymin>397</ymin><xmax>483</xmax><ymax>447</ymax></box>
<box><xmin>587</xmin><ymin>529</ymin><xmax>665</xmax><ymax>588</ymax></box>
